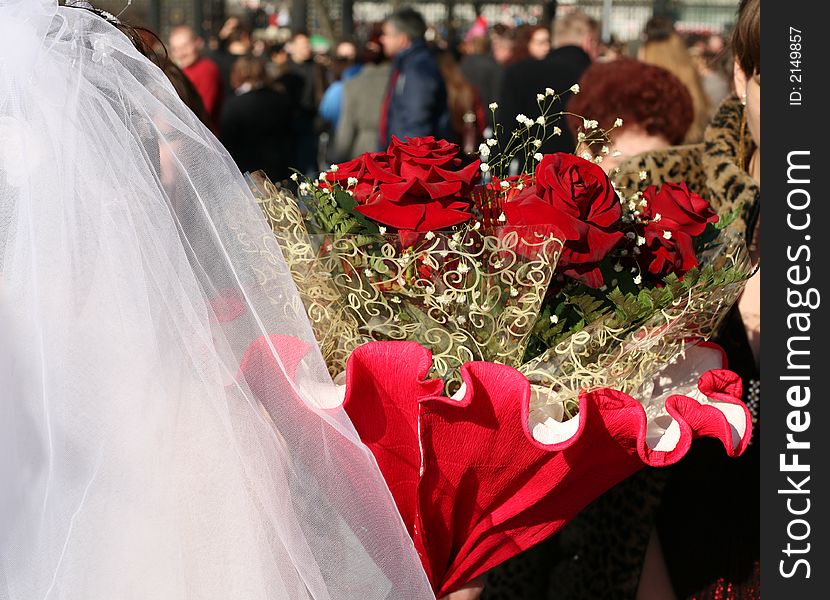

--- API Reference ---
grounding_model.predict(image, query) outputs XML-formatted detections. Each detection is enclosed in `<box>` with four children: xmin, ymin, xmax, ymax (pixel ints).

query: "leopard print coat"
<box><xmin>481</xmin><ymin>96</ymin><xmax>760</xmax><ymax>600</ymax></box>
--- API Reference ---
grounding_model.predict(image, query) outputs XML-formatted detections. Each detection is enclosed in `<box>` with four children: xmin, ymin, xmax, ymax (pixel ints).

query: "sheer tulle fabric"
<box><xmin>0</xmin><ymin>2</ymin><xmax>432</xmax><ymax>598</ymax></box>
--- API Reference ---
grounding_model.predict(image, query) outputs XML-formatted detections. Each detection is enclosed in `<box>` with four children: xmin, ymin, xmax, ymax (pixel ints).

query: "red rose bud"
<box><xmin>503</xmin><ymin>153</ymin><xmax>623</xmax><ymax>288</ymax></box>
<box><xmin>639</xmin><ymin>182</ymin><xmax>718</xmax><ymax>237</ymax></box>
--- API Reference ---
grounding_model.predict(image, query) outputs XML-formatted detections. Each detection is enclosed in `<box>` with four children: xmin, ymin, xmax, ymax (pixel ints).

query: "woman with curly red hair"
<box><xmin>566</xmin><ymin>58</ymin><xmax>694</xmax><ymax>173</ymax></box>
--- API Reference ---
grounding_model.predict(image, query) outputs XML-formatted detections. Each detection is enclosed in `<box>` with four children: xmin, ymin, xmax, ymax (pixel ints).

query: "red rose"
<box><xmin>324</xmin><ymin>152</ymin><xmax>397</xmax><ymax>204</ymax></box>
<box><xmin>637</xmin><ymin>183</ymin><xmax>718</xmax><ymax>279</ymax></box>
<box><xmin>639</xmin><ymin>182</ymin><xmax>718</xmax><ymax>237</ymax></box>
<box><xmin>503</xmin><ymin>153</ymin><xmax>623</xmax><ymax>288</ymax></box>
<box><xmin>326</xmin><ymin>137</ymin><xmax>480</xmax><ymax>232</ymax></box>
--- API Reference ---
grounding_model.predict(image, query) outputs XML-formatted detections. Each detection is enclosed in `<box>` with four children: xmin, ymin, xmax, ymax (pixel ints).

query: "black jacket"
<box><xmin>498</xmin><ymin>46</ymin><xmax>591</xmax><ymax>155</ymax></box>
<box><xmin>219</xmin><ymin>86</ymin><xmax>293</xmax><ymax>182</ymax></box>
<box><xmin>383</xmin><ymin>41</ymin><xmax>450</xmax><ymax>147</ymax></box>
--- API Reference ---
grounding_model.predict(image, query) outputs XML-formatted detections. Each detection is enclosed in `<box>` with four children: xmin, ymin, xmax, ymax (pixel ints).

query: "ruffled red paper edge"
<box><xmin>342</xmin><ymin>341</ymin><xmax>751</xmax><ymax>595</ymax></box>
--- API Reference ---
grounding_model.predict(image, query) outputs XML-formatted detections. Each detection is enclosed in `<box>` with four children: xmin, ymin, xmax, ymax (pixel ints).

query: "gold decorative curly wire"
<box><xmin>255</xmin><ymin>182</ymin><xmax>563</xmax><ymax>386</ymax></box>
<box><xmin>521</xmin><ymin>233</ymin><xmax>752</xmax><ymax>419</ymax></box>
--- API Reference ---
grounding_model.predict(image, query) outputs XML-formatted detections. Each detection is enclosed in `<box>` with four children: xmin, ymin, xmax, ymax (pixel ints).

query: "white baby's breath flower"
<box><xmin>480</xmin><ymin>163</ymin><xmax>490</xmax><ymax>173</ymax></box>
<box><xmin>290</xmin><ymin>173</ymin><xmax>299</xmax><ymax>182</ymax></box>
<box><xmin>581</xmin><ymin>151</ymin><xmax>593</xmax><ymax>160</ymax></box>
<box><xmin>516</xmin><ymin>182</ymin><xmax>524</xmax><ymax>190</ymax></box>
<box><xmin>500</xmin><ymin>180</ymin><xmax>511</xmax><ymax>189</ymax></box>
<box><xmin>425</xmin><ymin>231</ymin><xmax>436</xmax><ymax>240</ymax></box>
<box><xmin>345</xmin><ymin>190</ymin><xmax>354</xmax><ymax>196</ymax></box>
<box><xmin>639</xmin><ymin>198</ymin><xmax>648</xmax><ymax>207</ymax></box>
<box><xmin>516</xmin><ymin>114</ymin><xmax>528</xmax><ymax>124</ymax></box>
<box><xmin>612</xmin><ymin>150</ymin><xmax>622</xmax><ymax>157</ymax></box>
<box><xmin>601</xmin><ymin>145</ymin><xmax>610</xmax><ymax>155</ymax></box>
<box><xmin>653</xmin><ymin>212</ymin><xmax>662</xmax><ymax>222</ymax></box>
<box><xmin>536</xmin><ymin>116</ymin><xmax>545</xmax><ymax>125</ymax></box>
<box><xmin>298</xmin><ymin>182</ymin><xmax>310</xmax><ymax>193</ymax></box>
<box><xmin>614</xmin><ymin>118</ymin><xmax>624</xmax><ymax>128</ymax></box>
<box><xmin>553</xmin><ymin>126</ymin><xmax>562</xmax><ymax>136</ymax></box>
<box><xmin>510</xmin><ymin>287</ymin><xmax>519</xmax><ymax>297</ymax></box>
<box><xmin>378</xmin><ymin>226</ymin><xmax>387</xmax><ymax>234</ymax></box>
<box><xmin>329</xmin><ymin>164</ymin><xmax>339</xmax><ymax>172</ymax></box>
<box><xmin>486</xmin><ymin>138</ymin><xmax>498</xmax><ymax>147</ymax></box>
<box><xmin>639</xmin><ymin>170</ymin><xmax>648</xmax><ymax>181</ymax></box>
<box><xmin>458</xmin><ymin>263</ymin><xmax>471</xmax><ymax>275</ymax></box>
<box><xmin>570</xmin><ymin>83</ymin><xmax>580</xmax><ymax>94</ymax></box>
<box><xmin>663</xmin><ymin>230</ymin><xmax>673</xmax><ymax>240</ymax></box>
<box><xmin>472</xmin><ymin>221</ymin><xmax>481</xmax><ymax>230</ymax></box>
<box><xmin>498</xmin><ymin>213</ymin><xmax>506</xmax><ymax>222</ymax></box>
<box><xmin>537</xmin><ymin>93</ymin><xmax>546</xmax><ymax>102</ymax></box>
<box><xmin>633</xmin><ymin>275</ymin><xmax>642</xmax><ymax>285</ymax></box>
<box><xmin>593</xmin><ymin>156</ymin><xmax>603</xmax><ymax>164</ymax></box>
<box><xmin>480</xmin><ymin>145</ymin><xmax>491</xmax><ymax>158</ymax></box>
<box><xmin>637</xmin><ymin>235</ymin><xmax>646</xmax><ymax>246</ymax></box>
<box><xmin>549</xmin><ymin>314</ymin><xmax>559</xmax><ymax>325</ymax></box>
<box><xmin>319</xmin><ymin>172</ymin><xmax>328</xmax><ymax>181</ymax></box>
<box><xmin>534</xmin><ymin>152</ymin><xmax>543</xmax><ymax>161</ymax></box>
<box><xmin>364</xmin><ymin>268</ymin><xmax>374</xmax><ymax>277</ymax></box>
<box><xmin>391</xmin><ymin>296</ymin><xmax>401</xmax><ymax>304</ymax></box>
<box><xmin>545</xmin><ymin>87</ymin><xmax>555</xmax><ymax>96</ymax></box>
<box><xmin>533</xmin><ymin>139</ymin><xmax>542</xmax><ymax>148</ymax></box>
<box><xmin>489</xmin><ymin>102</ymin><xmax>499</xmax><ymax>111</ymax></box>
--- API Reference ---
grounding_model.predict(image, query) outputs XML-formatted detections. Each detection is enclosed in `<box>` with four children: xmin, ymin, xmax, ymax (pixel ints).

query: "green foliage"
<box><xmin>303</xmin><ymin>185</ymin><xmax>379</xmax><ymax>238</ymax></box>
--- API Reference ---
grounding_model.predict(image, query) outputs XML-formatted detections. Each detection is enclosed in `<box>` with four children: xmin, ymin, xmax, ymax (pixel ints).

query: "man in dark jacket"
<box><xmin>498</xmin><ymin>12</ymin><xmax>599</xmax><ymax>157</ymax></box>
<box><xmin>378</xmin><ymin>7</ymin><xmax>449</xmax><ymax>148</ymax></box>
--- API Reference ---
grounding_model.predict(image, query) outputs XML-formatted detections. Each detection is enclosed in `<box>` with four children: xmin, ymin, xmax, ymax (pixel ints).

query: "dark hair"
<box><xmin>386</xmin><ymin>7</ymin><xmax>427</xmax><ymax>42</ymax></box>
<box><xmin>231</xmin><ymin>55</ymin><xmax>268</xmax><ymax>90</ymax></box>
<box><xmin>732</xmin><ymin>0</ymin><xmax>760</xmax><ymax>76</ymax></box>
<box><xmin>643</xmin><ymin>15</ymin><xmax>675</xmax><ymax>42</ymax></box>
<box><xmin>511</xmin><ymin>24</ymin><xmax>548</xmax><ymax>62</ymax></box>
<box><xmin>567</xmin><ymin>57</ymin><xmax>694</xmax><ymax>146</ymax></box>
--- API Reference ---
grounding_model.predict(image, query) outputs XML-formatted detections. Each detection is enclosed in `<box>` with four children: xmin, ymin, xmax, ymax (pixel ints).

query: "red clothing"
<box><xmin>183</xmin><ymin>57</ymin><xmax>223</xmax><ymax>127</ymax></box>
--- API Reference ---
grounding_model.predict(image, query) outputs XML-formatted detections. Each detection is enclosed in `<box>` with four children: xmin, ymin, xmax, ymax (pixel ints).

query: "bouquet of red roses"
<box><xmin>248</xmin><ymin>94</ymin><xmax>753</xmax><ymax>596</ymax></box>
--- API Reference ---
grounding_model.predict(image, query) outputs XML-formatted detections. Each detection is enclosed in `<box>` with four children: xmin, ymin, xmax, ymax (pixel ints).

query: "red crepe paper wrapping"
<box><xmin>342</xmin><ymin>341</ymin><xmax>751</xmax><ymax>596</ymax></box>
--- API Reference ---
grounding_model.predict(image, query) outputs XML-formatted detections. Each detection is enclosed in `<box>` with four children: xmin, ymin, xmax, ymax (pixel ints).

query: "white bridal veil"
<box><xmin>0</xmin><ymin>1</ymin><xmax>432</xmax><ymax>598</ymax></box>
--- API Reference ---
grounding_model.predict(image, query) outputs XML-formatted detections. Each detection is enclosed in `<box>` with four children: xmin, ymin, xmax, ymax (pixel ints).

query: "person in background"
<box><xmin>490</xmin><ymin>23</ymin><xmax>515</xmax><ymax>66</ymax></box>
<box><xmin>607</xmin><ymin>3</ymin><xmax>761</xmax><ymax>598</ymax></box>
<box><xmin>318</xmin><ymin>40</ymin><xmax>363</xmax><ymax>131</ymax></box>
<box><xmin>266</xmin><ymin>41</ymin><xmax>291</xmax><ymax>81</ymax></box>
<box><xmin>437</xmin><ymin>50</ymin><xmax>486</xmax><ymax>156</ymax></box>
<box><xmin>168</xmin><ymin>25</ymin><xmax>223</xmax><ymax>130</ymax></box>
<box><xmin>378</xmin><ymin>7</ymin><xmax>450</xmax><ymax>147</ymax></box>
<box><xmin>219</xmin><ymin>56</ymin><xmax>293</xmax><ymax>183</ymax></box>
<box><xmin>566</xmin><ymin>58</ymin><xmax>694</xmax><ymax>173</ymax></box>
<box><xmin>282</xmin><ymin>31</ymin><xmax>326</xmax><ymax>176</ymax></box>
<box><xmin>639</xmin><ymin>16</ymin><xmax>710</xmax><ymax>142</ymax></box>
<box><xmin>498</xmin><ymin>11</ymin><xmax>598</xmax><ymax>157</ymax></box>
<box><xmin>331</xmin><ymin>34</ymin><xmax>391</xmax><ymax>162</ymax></box>
<box><xmin>510</xmin><ymin>24</ymin><xmax>551</xmax><ymax>63</ymax></box>
<box><xmin>459</xmin><ymin>33</ymin><xmax>502</xmax><ymax>108</ymax></box>
<box><xmin>209</xmin><ymin>19</ymin><xmax>253</xmax><ymax>102</ymax></box>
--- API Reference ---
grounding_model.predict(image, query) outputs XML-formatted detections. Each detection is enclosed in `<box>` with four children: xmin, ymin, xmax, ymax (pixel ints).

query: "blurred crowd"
<box><xmin>158</xmin><ymin>7</ymin><xmax>737</xmax><ymax>184</ymax></box>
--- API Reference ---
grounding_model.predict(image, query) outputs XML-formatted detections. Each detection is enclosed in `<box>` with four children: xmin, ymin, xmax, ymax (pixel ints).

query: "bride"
<box><xmin>0</xmin><ymin>2</ymin><xmax>449</xmax><ymax>597</ymax></box>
